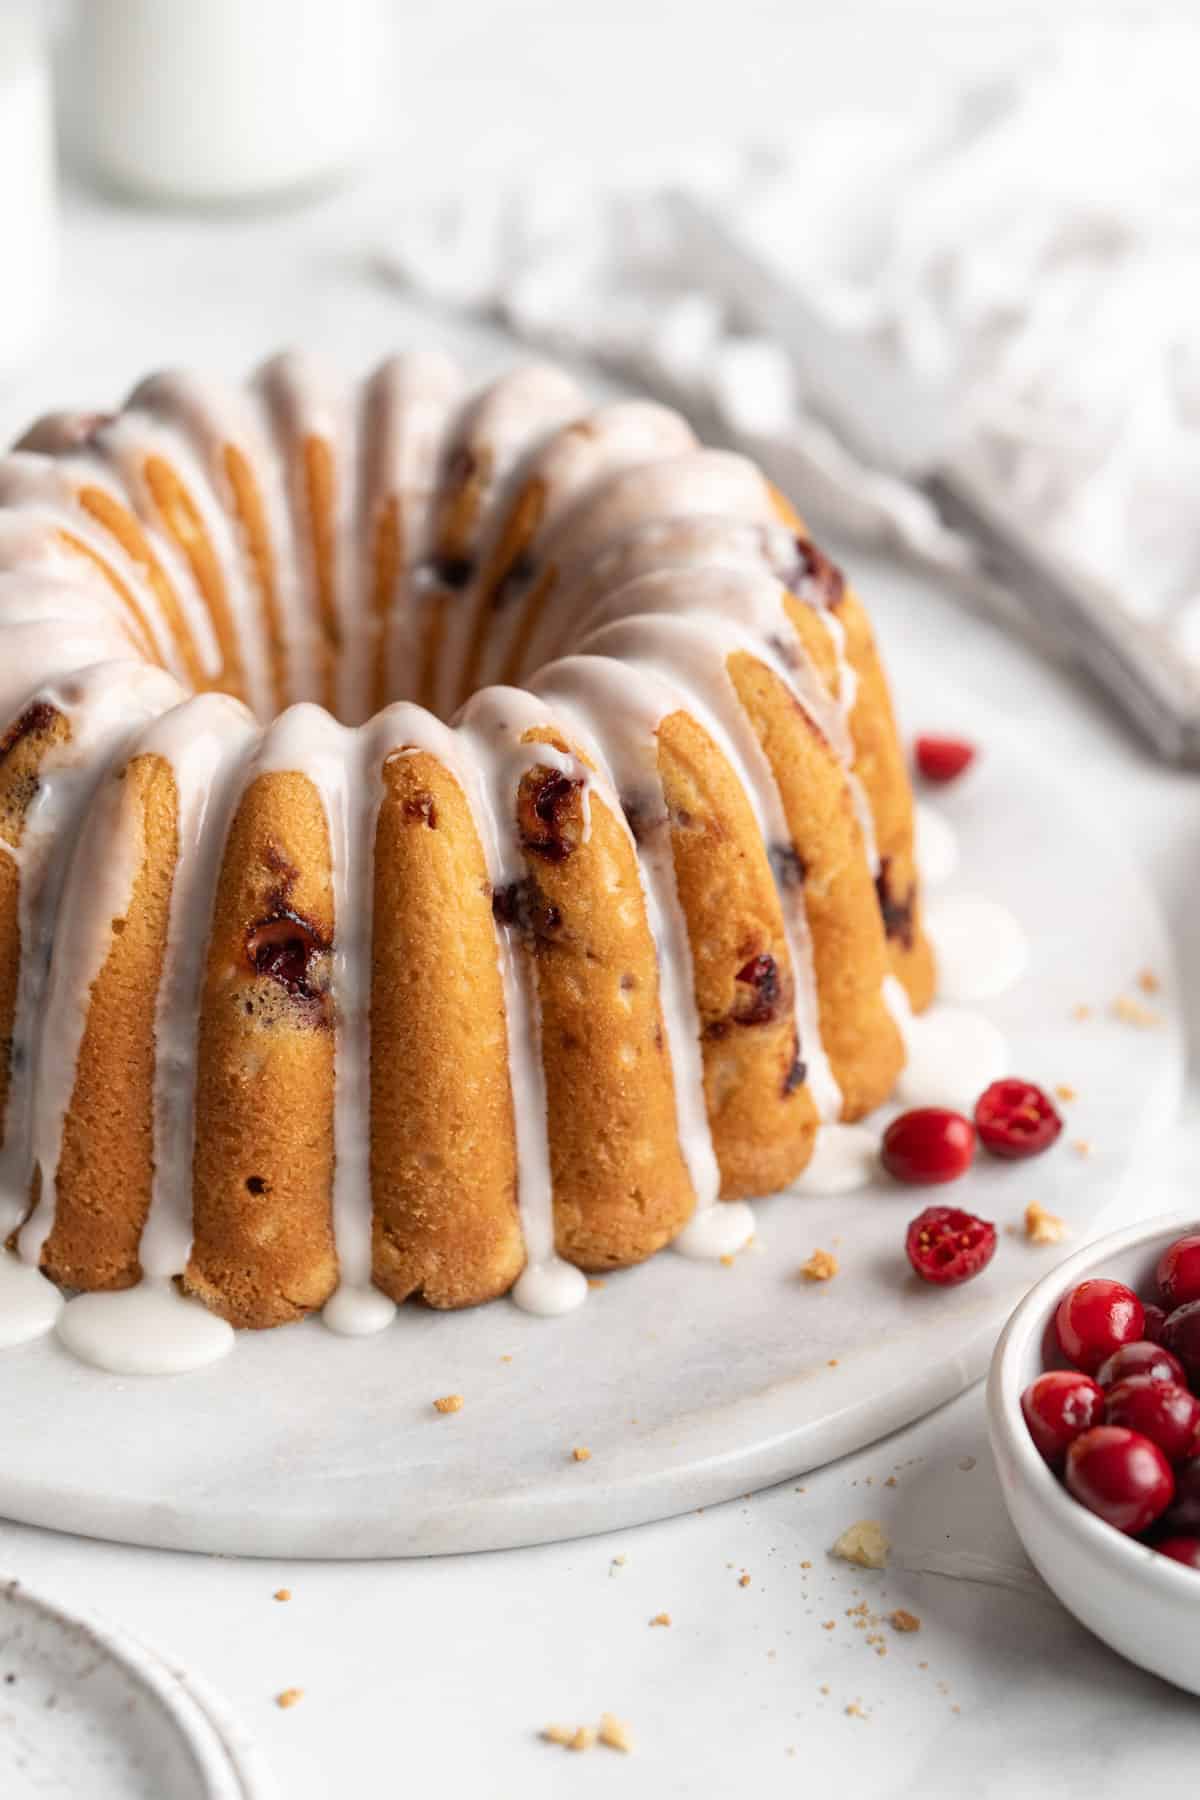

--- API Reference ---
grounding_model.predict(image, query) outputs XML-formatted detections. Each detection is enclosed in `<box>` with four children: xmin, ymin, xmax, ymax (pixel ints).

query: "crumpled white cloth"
<box><xmin>379</xmin><ymin>29</ymin><xmax>1200</xmax><ymax>666</ymax></box>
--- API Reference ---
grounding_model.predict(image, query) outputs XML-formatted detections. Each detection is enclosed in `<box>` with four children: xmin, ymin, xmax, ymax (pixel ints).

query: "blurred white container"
<box><xmin>68</xmin><ymin>0</ymin><xmax>381</xmax><ymax>205</ymax></box>
<box><xmin>0</xmin><ymin>4</ymin><xmax>56</xmax><ymax>374</ymax></box>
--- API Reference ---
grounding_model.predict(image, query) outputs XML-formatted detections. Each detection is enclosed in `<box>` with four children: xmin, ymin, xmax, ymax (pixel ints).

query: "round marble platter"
<box><xmin>0</xmin><ymin>1578</ymin><xmax>274</xmax><ymax>1797</ymax></box>
<box><xmin>0</xmin><ymin>665</ymin><xmax>1183</xmax><ymax>1558</ymax></box>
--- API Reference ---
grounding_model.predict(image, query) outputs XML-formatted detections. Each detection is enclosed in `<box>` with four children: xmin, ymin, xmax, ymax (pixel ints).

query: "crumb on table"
<box><xmin>276</xmin><ymin>1687</ymin><xmax>303</xmax><ymax>1710</ymax></box>
<box><xmin>650</xmin><ymin>1611</ymin><xmax>672</xmax><ymax>1628</ymax></box>
<box><xmin>273</xmin><ymin>1588</ymin><xmax>291</xmax><ymax>1603</ymax></box>
<box><xmin>1112</xmin><ymin>994</ymin><xmax>1161</xmax><ymax>1028</ymax></box>
<box><xmin>830</xmin><ymin>1520</ymin><xmax>890</xmax><ymax>1570</ymax></box>
<box><xmin>890</xmin><ymin>1609</ymin><xmax>921</xmax><ymax>1633</ymax></box>
<box><xmin>572</xmin><ymin>1446</ymin><xmax>592</xmax><ymax>1463</ymax></box>
<box><xmin>1053</xmin><ymin>1083</ymin><xmax>1076</xmax><ymax>1102</ymax></box>
<box><xmin>433</xmin><ymin>1393</ymin><xmax>464</xmax><ymax>1414</ymax></box>
<box><xmin>1024</xmin><ymin>1200</ymin><xmax>1068</xmax><ymax>1246</ymax></box>
<box><xmin>598</xmin><ymin>1713</ymin><xmax>633</xmax><ymax>1753</ymax></box>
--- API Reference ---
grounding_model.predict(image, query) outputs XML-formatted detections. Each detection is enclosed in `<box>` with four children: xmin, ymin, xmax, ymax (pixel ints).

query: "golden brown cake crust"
<box><xmin>370</xmin><ymin>749</ymin><xmax>525</xmax><ymax>1308</ymax></box>
<box><xmin>39</xmin><ymin>754</ymin><xmax>179</xmax><ymax>1291</ymax></box>
<box><xmin>185</xmin><ymin>769</ymin><xmax>338</xmax><ymax>1327</ymax></box>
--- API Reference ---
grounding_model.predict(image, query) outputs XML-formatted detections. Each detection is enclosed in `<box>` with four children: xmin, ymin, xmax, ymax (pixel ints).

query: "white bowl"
<box><xmin>987</xmin><ymin>1208</ymin><xmax>1200</xmax><ymax>1695</ymax></box>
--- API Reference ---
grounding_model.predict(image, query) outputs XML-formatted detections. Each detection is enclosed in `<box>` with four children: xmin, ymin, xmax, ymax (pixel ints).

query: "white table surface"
<box><xmin>4</xmin><ymin>8</ymin><xmax>1200</xmax><ymax>1791</ymax></box>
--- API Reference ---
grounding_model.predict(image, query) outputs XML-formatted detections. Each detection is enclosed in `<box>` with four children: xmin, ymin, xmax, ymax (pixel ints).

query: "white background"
<box><xmin>4</xmin><ymin>3</ymin><xmax>1200</xmax><ymax>1794</ymax></box>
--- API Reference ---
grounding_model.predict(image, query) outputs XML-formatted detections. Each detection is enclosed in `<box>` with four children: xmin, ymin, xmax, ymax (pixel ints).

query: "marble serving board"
<box><xmin>0</xmin><ymin>666</ymin><xmax>1182</xmax><ymax>1558</ymax></box>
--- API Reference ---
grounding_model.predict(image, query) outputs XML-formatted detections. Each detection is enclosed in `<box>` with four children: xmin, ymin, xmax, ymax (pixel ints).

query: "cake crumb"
<box><xmin>610</xmin><ymin>1555</ymin><xmax>627</xmax><ymax>1573</ymax></box>
<box><xmin>1073</xmin><ymin>1139</ymin><xmax>1093</xmax><ymax>1158</ymax></box>
<box><xmin>800</xmin><ymin>1248</ymin><xmax>839</xmax><ymax>1282</ymax></box>
<box><xmin>433</xmin><ymin>1393</ymin><xmax>463</xmax><ymax>1414</ymax></box>
<box><xmin>598</xmin><ymin>1713</ymin><xmax>632</xmax><ymax>1753</ymax></box>
<box><xmin>273</xmin><ymin>1589</ymin><xmax>291</xmax><ymax>1603</ymax></box>
<box><xmin>738</xmin><ymin>1573</ymin><xmax>751</xmax><ymax>1588</ymax></box>
<box><xmin>1053</xmin><ymin>1083</ymin><xmax>1077</xmax><ymax>1103</ymax></box>
<box><xmin>500</xmin><ymin>1354</ymin><xmax>512</xmax><ymax>1363</ymax></box>
<box><xmin>719</xmin><ymin>1252</ymin><xmax>736</xmax><ymax>1267</ymax></box>
<box><xmin>830</xmin><ymin>1520</ymin><xmax>890</xmax><ymax>1570</ymax></box>
<box><xmin>819</xmin><ymin>1684</ymin><xmax>830</xmax><ymax>1696</ymax></box>
<box><xmin>1024</xmin><ymin>1200</ymin><xmax>1068</xmax><ymax>1246</ymax></box>
<box><xmin>542</xmin><ymin>1723</ymin><xmax>596</xmax><ymax>1752</ymax></box>
<box><xmin>800</xmin><ymin>1560</ymin><xmax>812</xmax><ymax>1570</ymax></box>
<box><xmin>276</xmin><ymin>1688</ymin><xmax>303</xmax><ymax>1710</ymax></box>
<box><xmin>572</xmin><ymin>1446</ymin><xmax>592</xmax><ymax>1463</ymax></box>
<box><xmin>1137</xmin><ymin>968</ymin><xmax>1161</xmax><ymax>994</ymax></box>
<box><xmin>650</xmin><ymin>1612</ymin><xmax>671</xmax><ymax>1628</ymax></box>
<box><xmin>1071</xmin><ymin>1003</ymin><xmax>1092</xmax><ymax>1021</ymax></box>
<box><xmin>821</xmin><ymin>1620</ymin><xmax>836</xmax><ymax>1631</ymax></box>
<box><xmin>884</xmin><ymin>1476</ymin><xmax>897</xmax><ymax>1488</ymax></box>
<box><xmin>586</xmin><ymin>1277</ymin><xmax>606</xmax><ymax>1289</ymax></box>
<box><xmin>845</xmin><ymin>1700</ymin><xmax>868</xmax><ymax>1720</ymax></box>
<box><xmin>890</xmin><ymin>1609</ymin><xmax>921</xmax><ymax>1633</ymax></box>
<box><xmin>1112</xmin><ymin>994</ymin><xmax>1161</xmax><ymax>1028</ymax></box>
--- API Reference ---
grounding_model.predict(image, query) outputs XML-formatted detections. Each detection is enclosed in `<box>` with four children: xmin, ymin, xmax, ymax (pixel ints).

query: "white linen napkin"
<box><xmin>378</xmin><ymin>28</ymin><xmax>1200</xmax><ymax>683</ymax></box>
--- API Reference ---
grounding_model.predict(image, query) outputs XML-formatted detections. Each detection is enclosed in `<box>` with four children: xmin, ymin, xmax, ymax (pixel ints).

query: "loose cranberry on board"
<box><xmin>1065</xmin><ymin>1427</ymin><xmax>1174</xmax><ymax>1534</ymax></box>
<box><xmin>1103</xmin><ymin>1377</ymin><xmax>1200</xmax><ymax>1463</ymax></box>
<box><xmin>1157</xmin><ymin>1234</ymin><xmax>1200</xmax><ymax>1310</ymax></box>
<box><xmin>882</xmin><ymin>1109</ymin><xmax>975</xmax><ymax>1185</ymax></box>
<box><xmin>974</xmin><ymin>1079</ymin><xmax>1062</xmax><ymax>1160</ymax></box>
<box><xmin>1055</xmin><ymin>1279</ymin><xmax>1145</xmax><ymax>1374</ymax></box>
<box><xmin>905</xmin><ymin>1205</ymin><xmax>996</xmax><ymax>1287</ymax></box>
<box><xmin>1154</xmin><ymin>1536</ymin><xmax>1200</xmax><ymax>1570</ymax></box>
<box><xmin>1021</xmin><ymin>1370</ymin><xmax>1104</xmax><ymax>1464</ymax></box>
<box><xmin>1095</xmin><ymin>1340</ymin><xmax>1187</xmax><ymax>1389</ymax></box>
<box><xmin>915</xmin><ymin>735</ymin><xmax>976</xmax><ymax>784</ymax></box>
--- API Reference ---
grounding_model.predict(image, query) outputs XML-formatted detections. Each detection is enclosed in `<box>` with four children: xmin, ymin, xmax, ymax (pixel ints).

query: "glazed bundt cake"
<box><xmin>0</xmin><ymin>352</ymin><xmax>934</xmax><ymax>1334</ymax></box>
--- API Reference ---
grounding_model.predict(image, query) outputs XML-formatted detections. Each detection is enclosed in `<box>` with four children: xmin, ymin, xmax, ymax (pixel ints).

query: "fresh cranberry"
<box><xmin>1154</xmin><ymin>1536</ymin><xmax>1200</xmax><ymax>1570</ymax></box>
<box><xmin>882</xmin><ymin>1109</ymin><xmax>975</xmax><ymax>1185</ymax></box>
<box><xmin>1162</xmin><ymin>1457</ymin><xmax>1200</xmax><ymax>1534</ymax></box>
<box><xmin>915</xmin><ymin>735</ymin><xmax>976</xmax><ymax>784</ymax></box>
<box><xmin>1157</xmin><ymin>1234</ymin><xmax>1200</xmax><ymax>1309</ymax></box>
<box><xmin>974</xmin><ymin>1079</ymin><xmax>1062</xmax><ymax>1160</ymax></box>
<box><xmin>1065</xmin><ymin>1427</ymin><xmax>1174</xmax><ymax>1534</ymax></box>
<box><xmin>1020</xmin><ymin>1370</ymin><xmax>1104</xmax><ymax>1464</ymax></box>
<box><xmin>1095</xmin><ymin>1340</ymin><xmax>1187</xmax><ymax>1389</ymax></box>
<box><xmin>1056</xmin><ymin>1279</ymin><xmax>1145</xmax><ymax>1374</ymax></box>
<box><xmin>1162</xmin><ymin>1301</ymin><xmax>1200</xmax><ymax>1384</ymax></box>
<box><xmin>905</xmin><ymin>1205</ymin><xmax>996</xmax><ymax>1286</ymax></box>
<box><xmin>1143</xmin><ymin>1303</ymin><xmax>1169</xmax><ymax>1344</ymax></box>
<box><xmin>1104</xmin><ymin>1378</ymin><xmax>1200</xmax><ymax>1462</ymax></box>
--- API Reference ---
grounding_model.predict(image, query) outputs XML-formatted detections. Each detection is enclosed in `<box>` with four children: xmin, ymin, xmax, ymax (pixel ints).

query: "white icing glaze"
<box><xmin>895</xmin><ymin>1006</ymin><xmax>1009</xmax><ymax>1113</ymax></box>
<box><xmin>55</xmin><ymin>1279</ymin><xmax>234</xmax><ymax>1375</ymax></box>
<box><xmin>321</xmin><ymin>1283</ymin><xmax>398</xmax><ymax>1337</ymax></box>
<box><xmin>672</xmin><ymin>1198</ymin><xmax>755</xmax><ymax>1260</ymax></box>
<box><xmin>512</xmin><ymin>1258</ymin><xmax>589</xmax><ymax>1316</ymax></box>
<box><xmin>792</xmin><ymin>1124</ymin><xmax>879</xmax><ymax>1196</ymax></box>
<box><xmin>0</xmin><ymin>1251</ymin><xmax>62</xmax><ymax>1346</ymax></box>
<box><xmin>924</xmin><ymin>895</ymin><xmax>1029</xmax><ymax>1002</ymax></box>
<box><xmin>915</xmin><ymin>800</ymin><xmax>959</xmax><ymax>887</ymax></box>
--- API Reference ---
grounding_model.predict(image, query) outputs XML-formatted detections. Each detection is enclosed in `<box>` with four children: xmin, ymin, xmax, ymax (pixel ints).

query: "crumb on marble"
<box><xmin>650</xmin><ymin>1612</ymin><xmax>671</xmax><ymax>1628</ymax></box>
<box><xmin>273</xmin><ymin>1588</ymin><xmax>291</xmax><ymax>1603</ymax></box>
<box><xmin>542</xmin><ymin>1724</ymin><xmax>596</xmax><ymax>1752</ymax></box>
<box><xmin>1024</xmin><ymin>1200</ymin><xmax>1068</xmax><ymax>1245</ymax></box>
<box><xmin>572</xmin><ymin>1446</ymin><xmax>592</xmax><ymax>1463</ymax></box>
<box><xmin>276</xmin><ymin>1688</ymin><xmax>303</xmax><ymax>1710</ymax></box>
<box><xmin>845</xmin><ymin>1700</ymin><xmax>868</xmax><ymax>1719</ymax></box>
<box><xmin>890</xmin><ymin>1609</ymin><xmax>921</xmax><ymax>1633</ymax></box>
<box><xmin>801</xmin><ymin>1248</ymin><xmax>839</xmax><ymax>1282</ymax></box>
<box><xmin>719</xmin><ymin>1252</ymin><xmax>736</xmax><ymax>1267</ymax></box>
<box><xmin>830</xmin><ymin>1520</ymin><xmax>890</xmax><ymax>1570</ymax></box>
<box><xmin>1112</xmin><ymin>994</ymin><xmax>1161</xmax><ymax>1028</ymax></box>
<box><xmin>1072</xmin><ymin>1139</ymin><xmax>1093</xmax><ymax>1158</ymax></box>
<box><xmin>1054</xmin><ymin>1083</ymin><xmax>1077</xmax><ymax>1103</ymax></box>
<box><xmin>1071</xmin><ymin>1003</ymin><xmax>1092</xmax><ymax>1021</ymax></box>
<box><xmin>433</xmin><ymin>1393</ymin><xmax>464</xmax><ymax>1414</ymax></box>
<box><xmin>1137</xmin><ymin>968</ymin><xmax>1161</xmax><ymax>995</ymax></box>
<box><xmin>738</xmin><ymin>1573</ymin><xmax>751</xmax><ymax>1588</ymax></box>
<box><xmin>598</xmin><ymin>1713</ymin><xmax>633</xmax><ymax>1753</ymax></box>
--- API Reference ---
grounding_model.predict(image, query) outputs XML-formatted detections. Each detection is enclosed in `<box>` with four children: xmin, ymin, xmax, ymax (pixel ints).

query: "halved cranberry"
<box><xmin>882</xmin><ymin>1109</ymin><xmax>975</xmax><ymax>1185</ymax></box>
<box><xmin>1163</xmin><ymin>1301</ymin><xmax>1200</xmax><ymax>1384</ymax></box>
<box><xmin>732</xmin><ymin>953</ymin><xmax>783</xmax><ymax>1026</ymax></box>
<box><xmin>1020</xmin><ymin>1370</ymin><xmax>1104</xmax><ymax>1464</ymax></box>
<box><xmin>1095</xmin><ymin>1340</ymin><xmax>1186</xmax><ymax>1389</ymax></box>
<box><xmin>245</xmin><ymin>911</ymin><xmax>328</xmax><ymax>1000</ymax></box>
<box><xmin>974</xmin><ymin>1079</ymin><xmax>1062</xmax><ymax>1160</ymax></box>
<box><xmin>1154</xmin><ymin>1536</ymin><xmax>1200</xmax><ymax>1570</ymax></box>
<box><xmin>1065</xmin><ymin>1427</ymin><xmax>1174</xmax><ymax>1534</ymax></box>
<box><xmin>1157</xmin><ymin>1234</ymin><xmax>1200</xmax><ymax>1309</ymax></box>
<box><xmin>1104</xmin><ymin>1378</ymin><xmax>1200</xmax><ymax>1462</ymax></box>
<box><xmin>915</xmin><ymin>735</ymin><xmax>976</xmax><ymax>784</ymax></box>
<box><xmin>1055</xmin><ymin>1279</ymin><xmax>1145</xmax><ymax>1374</ymax></box>
<box><xmin>905</xmin><ymin>1205</ymin><xmax>996</xmax><ymax>1286</ymax></box>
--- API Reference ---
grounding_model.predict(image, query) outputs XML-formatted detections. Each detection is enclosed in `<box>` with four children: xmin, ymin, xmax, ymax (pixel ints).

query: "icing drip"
<box><xmin>792</xmin><ymin>1125</ymin><xmax>879</xmax><ymax>1196</ymax></box>
<box><xmin>924</xmin><ymin>895</ymin><xmax>1029</xmax><ymax>1002</ymax></box>
<box><xmin>673</xmin><ymin>1199</ymin><xmax>755</xmax><ymax>1260</ymax></box>
<box><xmin>55</xmin><ymin>1279</ymin><xmax>233</xmax><ymax>1375</ymax></box>
<box><xmin>894</xmin><ymin>1004</ymin><xmax>1008</xmax><ymax>1113</ymax></box>
<box><xmin>322</xmin><ymin>1283</ymin><xmax>397</xmax><ymax>1337</ymax></box>
<box><xmin>914</xmin><ymin>801</ymin><xmax>959</xmax><ymax>887</ymax></box>
<box><xmin>0</xmin><ymin>1252</ymin><xmax>62</xmax><ymax>1346</ymax></box>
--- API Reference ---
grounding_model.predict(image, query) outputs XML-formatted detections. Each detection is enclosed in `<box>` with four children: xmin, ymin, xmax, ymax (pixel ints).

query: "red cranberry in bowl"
<box><xmin>1155</xmin><ymin>1536</ymin><xmax>1200</xmax><ymax>1570</ymax></box>
<box><xmin>1160</xmin><ymin>1457</ymin><xmax>1200</xmax><ymax>1535</ymax></box>
<box><xmin>1104</xmin><ymin>1378</ymin><xmax>1200</xmax><ymax>1463</ymax></box>
<box><xmin>1162</xmin><ymin>1301</ymin><xmax>1200</xmax><ymax>1384</ymax></box>
<box><xmin>1143</xmin><ymin>1303</ymin><xmax>1169</xmax><ymax>1345</ymax></box>
<box><xmin>905</xmin><ymin>1205</ymin><xmax>996</xmax><ymax>1286</ymax></box>
<box><xmin>915</xmin><ymin>735</ymin><xmax>975</xmax><ymax>784</ymax></box>
<box><xmin>1065</xmin><ymin>1427</ymin><xmax>1175</xmax><ymax>1534</ymax></box>
<box><xmin>974</xmin><ymin>1080</ymin><xmax>1062</xmax><ymax>1161</ymax></box>
<box><xmin>1157</xmin><ymin>1234</ymin><xmax>1200</xmax><ymax>1310</ymax></box>
<box><xmin>882</xmin><ymin>1109</ymin><xmax>975</xmax><ymax>1185</ymax></box>
<box><xmin>1095</xmin><ymin>1340</ymin><xmax>1187</xmax><ymax>1390</ymax></box>
<box><xmin>1055</xmin><ymin>1279</ymin><xmax>1145</xmax><ymax>1374</ymax></box>
<box><xmin>1021</xmin><ymin>1370</ymin><xmax>1104</xmax><ymax>1465</ymax></box>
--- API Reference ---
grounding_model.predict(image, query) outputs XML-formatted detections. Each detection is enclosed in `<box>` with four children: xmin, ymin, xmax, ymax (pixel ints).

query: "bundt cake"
<box><xmin>0</xmin><ymin>351</ymin><xmax>934</xmax><ymax>1337</ymax></box>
